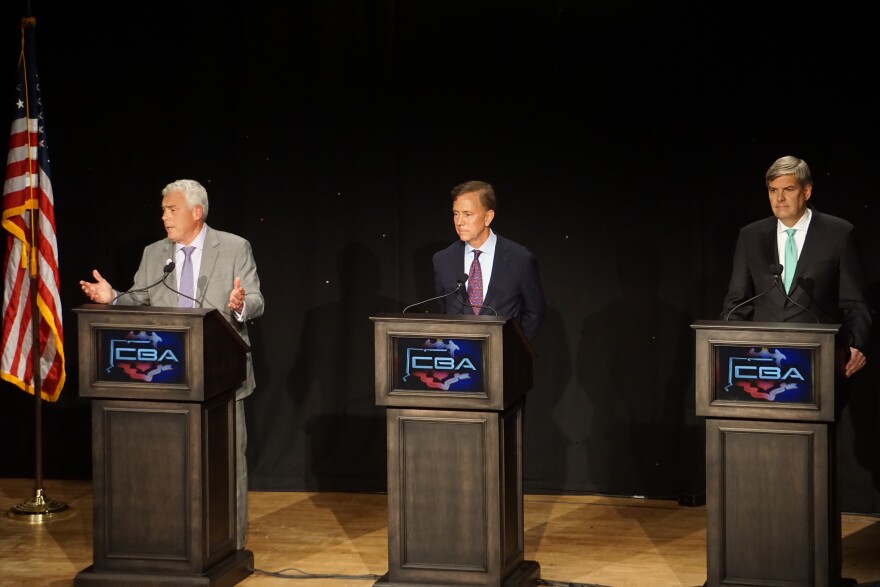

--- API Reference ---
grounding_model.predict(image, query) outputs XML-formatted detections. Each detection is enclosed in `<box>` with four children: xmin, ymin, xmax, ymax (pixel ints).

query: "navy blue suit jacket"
<box><xmin>721</xmin><ymin>209</ymin><xmax>873</xmax><ymax>351</ymax></box>
<box><xmin>433</xmin><ymin>233</ymin><xmax>546</xmax><ymax>340</ymax></box>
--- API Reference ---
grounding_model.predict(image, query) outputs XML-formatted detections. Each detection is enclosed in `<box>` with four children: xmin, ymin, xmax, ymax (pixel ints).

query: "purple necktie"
<box><xmin>468</xmin><ymin>250</ymin><xmax>483</xmax><ymax>315</ymax></box>
<box><xmin>177</xmin><ymin>246</ymin><xmax>195</xmax><ymax>308</ymax></box>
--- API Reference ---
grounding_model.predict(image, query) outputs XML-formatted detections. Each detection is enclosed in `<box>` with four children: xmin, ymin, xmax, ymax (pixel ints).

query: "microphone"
<box><xmin>456</xmin><ymin>284</ymin><xmax>498</xmax><ymax>316</ymax></box>
<box><xmin>163</xmin><ymin>279</ymin><xmax>202</xmax><ymax>308</ymax></box>
<box><xmin>724</xmin><ymin>263</ymin><xmax>820</xmax><ymax>324</ymax></box>
<box><xmin>111</xmin><ymin>259</ymin><xmax>176</xmax><ymax>303</ymax></box>
<box><xmin>782</xmin><ymin>277</ymin><xmax>821</xmax><ymax>325</ymax></box>
<box><xmin>403</xmin><ymin>273</ymin><xmax>469</xmax><ymax>313</ymax></box>
<box><xmin>725</xmin><ymin>263</ymin><xmax>783</xmax><ymax>321</ymax></box>
<box><xmin>161</xmin><ymin>261</ymin><xmax>203</xmax><ymax>308</ymax></box>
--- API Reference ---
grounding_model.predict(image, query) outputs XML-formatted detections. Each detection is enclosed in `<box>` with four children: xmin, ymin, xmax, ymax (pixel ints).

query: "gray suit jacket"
<box><xmin>115</xmin><ymin>225</ymin><xmax>265</xmax><ymax>399</ymax></box>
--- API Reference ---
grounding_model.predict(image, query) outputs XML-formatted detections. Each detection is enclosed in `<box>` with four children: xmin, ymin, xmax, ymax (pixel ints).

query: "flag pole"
<box><xmin>7</xmin><ymin>208</ymin><xmax>70</xmax><ymax>523</ymax></box>
<box><xmin>6</xmin><ymin>16</ymin><xmax>70</xmax><ymax>524</ymax></box>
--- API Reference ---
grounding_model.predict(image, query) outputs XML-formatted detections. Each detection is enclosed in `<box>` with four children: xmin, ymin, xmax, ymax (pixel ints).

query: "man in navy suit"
<box><xmin>433</xmin><ymin>180</ymin><xmax>545</xmax><ymax>341</ymax></box>
<box><xmin>721</xmin><ymin>155</ymin><xmax>872</xmax><ymax>378</ymax></box>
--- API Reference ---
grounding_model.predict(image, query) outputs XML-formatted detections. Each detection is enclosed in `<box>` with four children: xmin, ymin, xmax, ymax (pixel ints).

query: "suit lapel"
<box><xmin>482</xmin><ymin>236</ymin><xmax>507</xmax><ymax>311</ymax></box>
<box><xmin>197</xmin><ymin>226</ymin><xmax>220</xmax><ymax>305</ymax></box>
<box><xmin>790</xmin><ymin>211</ymin><xmax>822</xmax><ymax>294</ymax></box>
<box><xmin>760</xmin><ymin>218</ymin><xmax>779</xmax><ymax>267</ymax></box>
<box><xmin>153</xmin><ymin>242</ymin><xmax>177</xmax><ymax>306</ymax></box>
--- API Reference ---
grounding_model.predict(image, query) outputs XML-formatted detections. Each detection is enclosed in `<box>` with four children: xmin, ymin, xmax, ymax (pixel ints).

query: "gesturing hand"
<box><xmin>228</xmin><ymin>276</ymin><xmax>245</xmax><ymax>313</ymax></box>
<box><xmin>79</xmin><ymin>269</ymin><xmax>114</xmax><ymax>304</ymax></box>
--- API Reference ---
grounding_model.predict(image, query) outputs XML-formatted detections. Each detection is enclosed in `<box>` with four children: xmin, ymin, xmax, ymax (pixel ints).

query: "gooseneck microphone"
<box><xmin>725</xmin><ymin>263</ymin><xmax>783</xmax><ymax>321</ymax></box>
<box><xmin>781</xmin><ymin>278</ymin><xmax>821</xmax><ymax>325</ymax></box>
<box><xmin>163</xmin><ymin>276</ymin><xmax>203</xmax><ymax>307</ymax></box>
<box><xmin>403</xmin><ymin>273</ymin><xmax>469</xmax><ymax>313</ymax></box>
<box><xmin>724</xmin><ymin>262</ymin><xmax>820</xmax><ymax>324</ymax></box>
<box><xmin>111</xmin><ymin>259</ymin><xmax>176</xmax><ymax>304</ymax></box>
<box><xmin>456</xmin><ymin>285</ymin><xmax>498</xmax><ymax>316</ymax></box>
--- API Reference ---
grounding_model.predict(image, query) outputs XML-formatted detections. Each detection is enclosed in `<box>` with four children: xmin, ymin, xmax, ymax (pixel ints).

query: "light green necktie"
<box><xmin>783</xmin><ymin>228</ymin><xmax>797</xmax><ymax>293</ymax></box>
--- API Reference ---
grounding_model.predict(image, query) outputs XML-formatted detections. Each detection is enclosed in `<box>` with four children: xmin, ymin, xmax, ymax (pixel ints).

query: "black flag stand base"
<box><xmin>7</xmin><ymin>488</ymin><xmax>71</xmax><ymax>524</ymax></box>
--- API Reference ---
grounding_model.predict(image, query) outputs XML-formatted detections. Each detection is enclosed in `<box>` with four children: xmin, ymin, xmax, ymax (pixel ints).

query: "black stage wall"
<box><xmin>1</xmin><ymin>2</ymin><xmax>879</xmax><ymax>513</ymax></box>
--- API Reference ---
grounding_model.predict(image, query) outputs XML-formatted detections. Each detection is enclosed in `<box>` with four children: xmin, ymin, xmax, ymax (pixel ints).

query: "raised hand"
<box><xmin>79</xmin><ymin>269</ymin><xmax>114</xmax><ymax>304</ymax></box>
<box><xmin>228</xmin><ymin>276</ymin><xmax>245</xmax><ymax>313</ymax></box>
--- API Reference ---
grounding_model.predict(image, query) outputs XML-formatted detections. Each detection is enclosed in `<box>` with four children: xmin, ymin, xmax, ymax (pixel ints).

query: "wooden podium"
<box><xmin>692</xmin><ymin>320</ymin><xmax>843</xmax><ymax>587</ymax></box>
<box><xmin>370</xmin><ymin>313</ymin><xmax>540</xmax><ymax>587</ymax></box>
<box><xmin>73</xmin><ymin>304</ymin><xmax>253</xmax><ymax>586</ymax></box>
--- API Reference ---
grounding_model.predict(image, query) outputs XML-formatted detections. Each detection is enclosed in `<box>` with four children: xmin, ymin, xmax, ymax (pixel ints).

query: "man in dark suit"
<box><xmin>721</xmin><ymin>155</ymin><xmax>872</xmax><ymax>378</ymax></box>
<box><xmin>433</xmin><ymin>180</ymin><xmax>545</xmax><ymax>341</ymax></box>
<box><xmin>80</xmin><ymin>179</ymin><xmax>264</xmax><ymax>550</ymax></box>
<box><xmin>720</xmin><ymin>157</ymin><xmax>872</xmax><ymax>586</ymax></box>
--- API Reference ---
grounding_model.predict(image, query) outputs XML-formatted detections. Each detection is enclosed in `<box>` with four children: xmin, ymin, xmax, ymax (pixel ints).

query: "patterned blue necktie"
<box><xmin>177</xmin><ymin>246</ymin><xmax>195</xmax><ymax>307</ymax></box>
<box><xmin>468</xmin><ymin>250</ymin><xmax>483</xmax><ymax>314</ymax></box>
<box><xmin>783</xmin><ymin>229</ymin><xmax>797</xmax><ymax>294</ymax></box>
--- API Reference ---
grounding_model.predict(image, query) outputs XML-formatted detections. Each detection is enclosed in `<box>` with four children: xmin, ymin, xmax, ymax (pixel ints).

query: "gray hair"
<box><xmin>765</xmin><ymin>156</ymin><xmax>812</xmax><ymax>189</ymax></box>
<box><xmin>162</xmin><ymin>179</ymin><xmax>209</xmax><ymax>218</ymax></box>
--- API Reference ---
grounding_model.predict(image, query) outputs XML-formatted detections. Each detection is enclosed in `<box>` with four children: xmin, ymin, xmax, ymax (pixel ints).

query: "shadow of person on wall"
<box><xmin>408</xmin><ymin>239</ymin><xmax>453</xmax><ymax>313</ymax></box>
<box><xmin>576</xmin><ymin>235</ymin><xmax>702</xmax><ymax>501</ymax></box>
<box><xmin>289</xmin><ymin>242</ymin><xmax>399</xmax><ymax>492</ymax></box>
<box><xmin>522</xmin><ymin>304</ymin><xmax>573</xmax><ymax>493</ymax></box>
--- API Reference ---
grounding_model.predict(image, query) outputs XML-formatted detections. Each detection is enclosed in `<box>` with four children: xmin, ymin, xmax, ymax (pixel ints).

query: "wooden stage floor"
<box><xmin>2</xmin><ymin>478</ymin><xmax>879</xmax><ymax>586</ymax></box>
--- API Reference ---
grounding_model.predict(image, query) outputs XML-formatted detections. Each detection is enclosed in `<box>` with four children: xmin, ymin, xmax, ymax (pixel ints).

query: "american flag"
<box><xmin>1</xmin><ymin>18</ymin><xmax>65</xmax><ymax>402</ymax></box>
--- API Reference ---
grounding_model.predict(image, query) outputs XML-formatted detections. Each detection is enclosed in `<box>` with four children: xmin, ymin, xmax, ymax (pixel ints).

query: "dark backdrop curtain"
<box><xmin>1</xmin><ymin>1</ymin><xmax>879</xmax><ymax>514</ymax></box>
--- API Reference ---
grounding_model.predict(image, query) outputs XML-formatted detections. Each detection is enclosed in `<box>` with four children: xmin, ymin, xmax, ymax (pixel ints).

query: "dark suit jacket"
<box><xmin>433</xmin><ymin>233</ymin><xmax>546</xmax><ymax>340</ymax></box>
<box><xmin>115</xmin><ymin>224</ymin><xmax>266</xmax><ymax>399</ymax></box>
<box><xmin>721</xmin><ymin>209</ymin><xmax>873</xmax><ymax>351</ymax></box>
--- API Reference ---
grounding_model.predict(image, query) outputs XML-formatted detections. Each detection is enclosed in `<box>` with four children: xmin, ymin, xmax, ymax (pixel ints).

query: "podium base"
<box><xmin>74</xmin><ymin>548</ymin><xmax>253</xmax><ymax>586</ymax></box>
<box><xmin>373</xmin><ymin>560</ymin><xmax>540</xmax><ymax>587</ymax></box>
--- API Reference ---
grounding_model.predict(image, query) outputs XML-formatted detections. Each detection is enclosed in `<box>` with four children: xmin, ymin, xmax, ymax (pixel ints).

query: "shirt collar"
<box><xmin>177</xmin><ymin>224</ymin><xmax>208</xmax><ymax>252</ymax></box>
<box><xmin>777</xmin><ymin>207</ymin><xmax>812</xmax><ymax>234</ymax></box>
<box><xmin>466</xmin><ymin>229</ymin><xmax>497</xmax><ymax>256</ymax></box>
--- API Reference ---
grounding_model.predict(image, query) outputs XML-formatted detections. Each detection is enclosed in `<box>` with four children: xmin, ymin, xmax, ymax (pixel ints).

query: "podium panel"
<box><xmin>74</xmin><ymin>304</ymin><xmax>253</xmax><ymax>586</ymax></box>
<box><xmin>372</xmin><ymin>314</ymin><xmax>540</xmax><ymax>587</ymax></box>
<box><xmin>693</xmin><ymin>320</ymin><xmax>841</xmax><ymax>587</ymax></box>
<box><xmin>706</xmin><ymin>419</ymin><xmax>831</xmax><ymax>586</ymax></box>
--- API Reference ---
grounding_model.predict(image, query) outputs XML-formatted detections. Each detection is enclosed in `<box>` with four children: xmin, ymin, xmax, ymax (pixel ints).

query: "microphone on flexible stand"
<box><xmin>403</xmin><ymin>273</ymin><xmax>469</xmax><ymax>313</ymax></box>
<box><xmin>782</xmin><ymin>277</ymin><xmax>821</xmax><ymax>325</ymax></box>
<box><xmin>725</xmin><ymin>263</ymin><xmax>783</xmax><ymax>321</ymax></box>
<box><xmin>163</xmin><ymin>280</ymin><xmax>203</xmax><ymax>308</ymax></box>
<box><xmin>724</xmin><ymin>263</ymin><xmax>820</xmax><ymax>324</ymax></box>
<box><xmin>457</xmin><ymin>286</ymin><xmax>498</xmax><ymax>316</ymax></box>
<box><xmin>111</xmin><ymin>259</ymin><xmax>176</xmax><ymax>304</ymax></box>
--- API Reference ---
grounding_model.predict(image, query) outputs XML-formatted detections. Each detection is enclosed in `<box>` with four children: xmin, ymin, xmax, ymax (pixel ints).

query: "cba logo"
<box><xmin>107</xmin><ymin>330</ymin><xmax>181</xmax><ymax>382</ymax></box>
<box><xmin>403</xmin><ymin>338</ymin><xmax>478</xmax><ymax>391</ymax></box>
<box><xmin>724</xmin><ymin>346</ymin><xmax>805</xmax><ymax>401</ymax></box>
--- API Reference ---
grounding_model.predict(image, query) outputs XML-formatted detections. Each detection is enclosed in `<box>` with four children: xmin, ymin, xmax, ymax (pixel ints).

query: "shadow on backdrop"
<box><xmin>576</xmin><ymin>236</ymin><xmax>703</xmax><ymax>499</ymax></box>
<box><xmin>287</xmin><ymin>242</ymin><xmax>399</xmax><ymax>491</ymax></box>
<box><xmin>523</xmin><ymin>305</ymin><xmax>573</xmax><ymax>493</ymax></box>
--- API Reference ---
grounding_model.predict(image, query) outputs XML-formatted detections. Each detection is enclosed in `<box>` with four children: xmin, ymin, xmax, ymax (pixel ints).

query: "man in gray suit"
<box><xmin>79</xmin><ymin>178</ymin><xmax>265</xmax><ymax>550</ymax></box>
